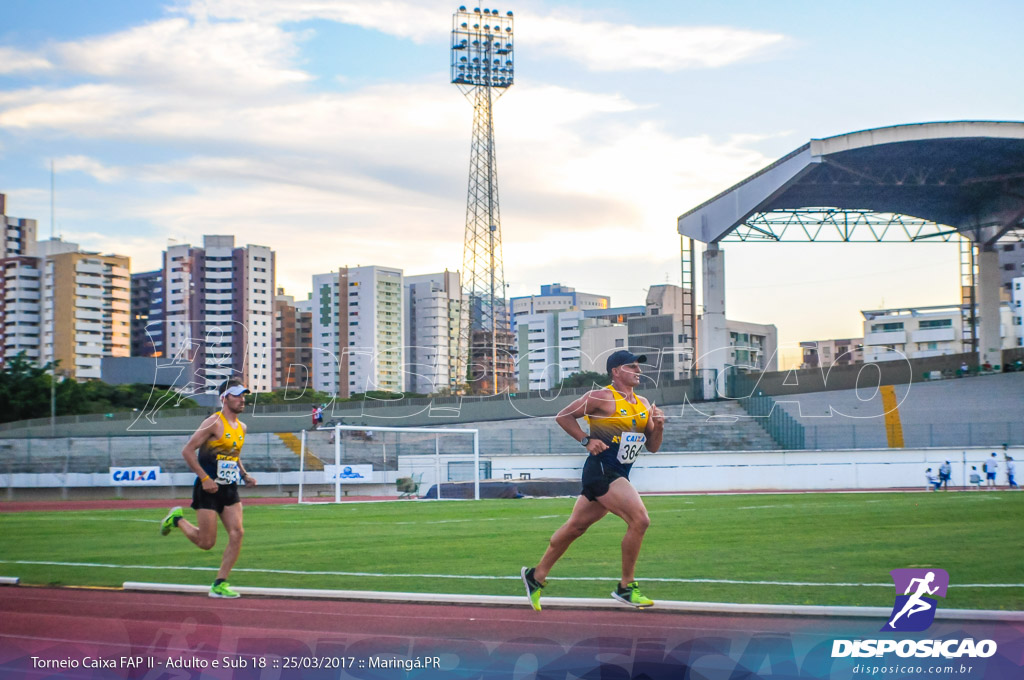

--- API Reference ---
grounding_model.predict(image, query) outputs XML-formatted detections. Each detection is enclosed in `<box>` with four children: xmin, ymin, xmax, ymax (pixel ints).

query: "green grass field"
<box><xmin>1</xmin><ymin>492</ymin><xmax>1021</xmax><ymax>610</ymax></box>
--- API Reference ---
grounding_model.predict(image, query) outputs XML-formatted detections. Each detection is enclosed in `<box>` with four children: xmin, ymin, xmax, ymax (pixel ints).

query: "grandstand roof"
<box><xmin>678</xmin><ymin>121</ymin><xmax>1024</xmax><ymax>244</ymax></box>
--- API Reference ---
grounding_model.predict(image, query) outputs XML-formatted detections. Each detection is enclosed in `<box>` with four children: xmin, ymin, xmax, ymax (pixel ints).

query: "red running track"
<box><xmin>2</xmin><ymin>586</ymin><xmax>1022</xmax><ymax>680</ymax></box>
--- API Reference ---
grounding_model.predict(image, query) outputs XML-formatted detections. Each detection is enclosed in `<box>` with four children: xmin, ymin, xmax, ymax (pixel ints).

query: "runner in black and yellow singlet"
<box><xmin>583</xmin><ymin>383</ymin><xmax>650</xmax><ymax>487</ymax></box>
<box><xmin>159</xmin><ymin>379</ymin><xmax>257</xmax><ymax>599</ymax></box>
<box><xmin>521</xmin><ymin>350</ymin><xmax>665</xmax><ymax>611</ymax></box>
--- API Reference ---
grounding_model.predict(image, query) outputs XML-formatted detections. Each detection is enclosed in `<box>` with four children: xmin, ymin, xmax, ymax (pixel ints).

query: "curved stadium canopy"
<box><xmin>678</xmin><ymin>121</ymin><xmax>1024</xmax><ymax>245</ymax></box>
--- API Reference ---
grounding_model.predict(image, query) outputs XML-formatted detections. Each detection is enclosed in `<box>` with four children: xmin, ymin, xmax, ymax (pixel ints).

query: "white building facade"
<box><xmin>162</xmin><ymin>235</ymin><xmax>275</xmax><ymax>392</ymax></box>
<box><xmin>513</xmin><ymin>311</ymin><xmax>630</xmax><ymax>390</ymax></box>
<box><xmin>312</xmin><ymin>265</ymin><xmax>404</xmax><ymax>398</ymax></box>
<box><xmin>509</xmin><ymin>283</ymin><xmax>610</xmax><ymax>332</ymax></box>
<box><xmin>404</xmin><ymin>271</ymin><xmax>463</xmax><ymax>395</ymax></box>
<box><xmin>862</xmin><ymin>303</ymin><xmax>1015</xmax><ymax>362</ymax></box>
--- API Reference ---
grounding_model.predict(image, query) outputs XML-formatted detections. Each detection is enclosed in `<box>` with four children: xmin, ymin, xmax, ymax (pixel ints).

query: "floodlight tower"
<box><xmin>451</xmin><ymin>5</ymin><xmax>515</xmax><ymax>395</ymax></box>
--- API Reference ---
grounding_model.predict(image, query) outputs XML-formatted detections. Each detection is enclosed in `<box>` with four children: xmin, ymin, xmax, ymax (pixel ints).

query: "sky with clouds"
<box><xmin>2</xmin><ymin>0</ymin><xmax>1022</xmax><ymax>368</ymax></box>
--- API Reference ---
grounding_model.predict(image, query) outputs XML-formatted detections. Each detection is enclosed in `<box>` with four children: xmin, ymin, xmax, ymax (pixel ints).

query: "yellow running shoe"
<box><xmin>209</xmin><ymin>581</ymin><xmax>240</xmax><ymax>598</ymax></box>
<box><xmin>521</xmin><ymin>566</ymin><xmax>544</xmax><ymax>611</ymax></box>
<box><xmin>612</xmin><ymin>581</ymin><xmax>654</xmax><ymax>608</ymax></box>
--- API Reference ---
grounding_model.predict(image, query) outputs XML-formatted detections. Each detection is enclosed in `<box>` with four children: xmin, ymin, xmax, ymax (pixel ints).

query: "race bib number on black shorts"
<box><xmin>617</xmin><ymin>432</ymin><xmax>646</xmax><ymax>465</ymax></box>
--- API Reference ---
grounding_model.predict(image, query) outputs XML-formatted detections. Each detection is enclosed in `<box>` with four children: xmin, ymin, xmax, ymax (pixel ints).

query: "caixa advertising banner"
<box><xmin>108</xmin><ymin>466</ymin><xmax>161</xmax><ymax>485</ymax></box>
<box><xmin>323</xmin><ymin>464</ymin><xmax>374</xmax><ymax>483</ymax></box>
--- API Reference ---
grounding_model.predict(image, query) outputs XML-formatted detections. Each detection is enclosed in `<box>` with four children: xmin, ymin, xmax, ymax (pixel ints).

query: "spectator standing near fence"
<box><xmin>984</xmin><ymin>452</ymin><xmax>999</xmax><ymax>489</ymax></box>
<box><xmin>938</xmin><ymin>460</ymin><xmax>952</xmax><ymax>490</ymax></box>
<box><xmin>160</xmin><ymin>379</ymin><xmax>256</xmax><ymax>598</ymax></box>
<box><xmin>1006</xmin><ymin>456</ymin><xmax>1018</xmax><ymax>489</ymax></box>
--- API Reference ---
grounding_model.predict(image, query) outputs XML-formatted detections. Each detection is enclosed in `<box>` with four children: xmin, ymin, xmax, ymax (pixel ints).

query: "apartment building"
<box><xmin>312</xmin><ymin>265</ymin><xmax>404</xmax><ymax>398</ymax></box>
<box><xmin>404</xmin><ymin>271</ymin><xmax>463</xmax><ymax>394</ymax></box>
<box><xmin>862</xmin><ymin>303</ymin><xmax>1015</xmax><ymax>361</ymax></box>
<box><xmin>515</xmin><ymin>310</ymin><xmax>629</xmax><ymax>390</ymax></box>
<box><xmin>162</xmin><ymin>236</ymin><xmax>275</xmax><ymax>392</ymax></box>
<box><xmin>1</xmin><ymin>194</ymin><xmax>37</xmax><ymax>258</ymax></box>
<box><xmin>0</xmin><ymin>256</ymin><xmax>43</xmax><ymax>364</ymax></box>
<box><xmin>130</xmin><ymin>270</ymin><xmax>164</xmax><ymax>357</ymax></box>
<box><xmin>0</xmin><ymin>194</ymin><xmax>40</xmax><ymax>365</ymax></box>
<box><xmin>800</xmin><ymin>337</ymin><xmax>864</xmax><ymax>369</ymax></box>
<box><xmin>509</xmin><ymin>283</ymin><xmax>610</xmax><ymax>331</ymax></box>
<box><xmin>42</xmin><ymin>246</ymin><xmax>131</xmax><ymax>380</ymax></box>
<box><xmin>1</xmin><ymin>212</ymin><xmax>130</xmax><ymax>381</ymax></box>
<box><xmin>272</xmin><ymin>288</ymin><xmax>313</xmax><ymax>392</ymax></box>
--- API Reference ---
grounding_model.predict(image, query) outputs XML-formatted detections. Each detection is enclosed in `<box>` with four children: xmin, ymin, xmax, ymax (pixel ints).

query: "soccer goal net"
<box><xmin>296</xmin><ymin>424</ymin><xmax>481</xmax><ymax>502</ymax></box>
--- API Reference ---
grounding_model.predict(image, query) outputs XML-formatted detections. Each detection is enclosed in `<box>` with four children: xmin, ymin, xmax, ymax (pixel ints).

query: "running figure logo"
<box><xmin>882</xmin><ymin>568</ymin><xmax>949</xmax><ymax>632</ymax></box>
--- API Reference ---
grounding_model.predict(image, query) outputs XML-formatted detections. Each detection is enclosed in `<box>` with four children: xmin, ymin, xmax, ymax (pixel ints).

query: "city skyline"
<box><xmin>2</xmin><ymin>1</ymin><xmax>1022</xmax><ymax>369</ymax></box>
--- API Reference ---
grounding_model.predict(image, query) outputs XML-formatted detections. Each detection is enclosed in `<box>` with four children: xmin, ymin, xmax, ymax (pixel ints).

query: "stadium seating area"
<box><xmin>771</xmin><ymin>371</ymin><xmax>1024</xmax><ymax>449</ymax></box>
<box><xmin>3</xmin><ymin>373</ymin><xmax>1020</xmax><ymax>479</ymax></box>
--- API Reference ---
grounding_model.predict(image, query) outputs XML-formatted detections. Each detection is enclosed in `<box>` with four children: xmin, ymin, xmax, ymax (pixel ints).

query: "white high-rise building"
<box><xmin>1012</xmin><ymin>277</ymin><xmax>1024</xmax><ymax>347</ymax></box>
<box><xmin>509</xmin><ymin>283</ymin><xmax>610</xmax><ymax>332</ymax></box>
<box><xmin>0</xmin><ymin>194</ymin><xmax>40</xmax><ymax>365</ymax></box>
<box><xmin>1</xmin><ymin>257</ymin><xmax>43</xmax><ymax>364</ymax></box>
<box><xmin>2</xmin><ymin>217</ymin><xmax>130</xmax><ymax>381</ymax></box>
<box><xmin>311</xmin><ymin>265</ymin><xmax>404</xmax><ymax>397</ymax></box>
<box><xmin>404</xmin><ymin>271</ymin><xmax>463</xmax><ymax>394</ymax></box>
<box><xmin>516</xmin><ymin>311</ymin><xmax>630</xmax><ymax>390</ymax></box>
<box><xmin>162</xmin><ymin>235</ymin><xmax>275</xmax><ymax>392</ymax></box>
<box><xmin>32</xmin><ymin>238</ymin><xmax>131</xmax><ymax>381</ymax></box>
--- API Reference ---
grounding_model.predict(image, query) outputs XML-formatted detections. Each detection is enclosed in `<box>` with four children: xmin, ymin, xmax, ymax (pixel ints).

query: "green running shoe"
<box><xmin>611</xmin><ymin>581</ymin><xmax>654</xmax><ymax>608</ymax></box>
<box><xmin>209</xmin><ymin>581</ymin><xmax>240</xmax><ymax>598</ymax></box>
<box><xmin>521</xmin><ymin>566</ymin><xmax>544</xmax><ymax>611</ymax></box>
<box><xmin>160</xmin><ymin>507</ymin><xmax>183</xmax><ymax>536</ymax></box>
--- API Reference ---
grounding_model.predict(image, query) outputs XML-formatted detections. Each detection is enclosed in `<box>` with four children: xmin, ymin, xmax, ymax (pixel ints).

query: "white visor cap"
<box><xmin>221</xmin><ymin>384</ymin><xmax>250</xmax><ymax>398</ymax></box>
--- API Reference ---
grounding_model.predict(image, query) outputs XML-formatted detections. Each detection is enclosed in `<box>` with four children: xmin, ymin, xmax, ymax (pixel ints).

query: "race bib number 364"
<box><xmin>617</xmin><ymin>433</ymin><xmax>647</xmax><ymax>465</ymax></box>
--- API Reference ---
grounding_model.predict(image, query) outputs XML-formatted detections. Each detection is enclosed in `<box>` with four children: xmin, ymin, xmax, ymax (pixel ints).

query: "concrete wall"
<box><xmin>4</xmin><ymin>447</ymin><xmax>1013</xmax><ymax>498</ymax></box>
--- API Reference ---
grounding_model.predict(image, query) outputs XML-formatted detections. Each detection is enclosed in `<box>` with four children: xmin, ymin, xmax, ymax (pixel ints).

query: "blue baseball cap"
<box><xmin>606</xmin><ymin>350</ymin><xmax>647</xmax><ymax>374</ymax></box>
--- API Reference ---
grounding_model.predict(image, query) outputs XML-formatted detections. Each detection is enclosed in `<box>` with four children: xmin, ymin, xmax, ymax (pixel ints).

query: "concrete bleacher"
<box><xmin>771</xmin><ymin>372</ymin><xmax>1024</xmax><ymax>449</ymax></box>
<box><xmin>383</xmin><ymin>399</ymin><xmax>780</xmax><ymax>455</ymax></box>
<box><xmin>0</xmin><ymin>432</ymin><xmax>316</xmax><ymax>476</ymax></box>
<box><xmin>0</xmin><ymin>398</ymin><xmax>782</xmax><ymax>477</ymax></box>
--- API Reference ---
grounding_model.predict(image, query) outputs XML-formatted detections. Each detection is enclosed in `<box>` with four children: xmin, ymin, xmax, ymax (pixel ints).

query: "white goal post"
<box><xmin>297</xmin><ymin>424</ymin><xmax>481</xmax><ymax>502</ymax></box>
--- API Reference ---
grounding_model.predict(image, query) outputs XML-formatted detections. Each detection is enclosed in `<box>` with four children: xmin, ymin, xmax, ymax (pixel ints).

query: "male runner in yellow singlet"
<box><xmin>160</xmin><ymin>379</ymin><xmax>256</xmax><ymax>598</ymax></box>
<box><xmin>521</xmin><ymin>350</ymin><xmax>665</xmax><ymax>610</ymax></box>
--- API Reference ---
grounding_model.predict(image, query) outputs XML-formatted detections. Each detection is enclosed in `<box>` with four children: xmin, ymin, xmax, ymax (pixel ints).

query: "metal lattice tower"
<box><xmin>451</xmin><ymin>6</ymin><xmax>515</xmax><ymax>394</ymax></box>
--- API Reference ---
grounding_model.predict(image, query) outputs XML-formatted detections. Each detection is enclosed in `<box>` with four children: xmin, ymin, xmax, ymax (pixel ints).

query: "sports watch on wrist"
<box><xmin>580</xmin><ymin>436</ymin><xmax>590</xmax><ymax>447</ymax></box>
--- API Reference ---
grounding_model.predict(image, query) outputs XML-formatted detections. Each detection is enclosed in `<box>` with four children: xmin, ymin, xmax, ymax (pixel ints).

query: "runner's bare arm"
<box><xmin>181</xmin><ymin>415</ymin><xmax>220</xmax><ymax>490</ymax></box>
<box><xmin>641</xmin><ymin>398</ymin><xmax>665</xmax><ymax>453</ymax></box>
<box><xmin>555</xmin><ymin>389</ymin><xmax>612</xmax><ymax>454</ymax></box>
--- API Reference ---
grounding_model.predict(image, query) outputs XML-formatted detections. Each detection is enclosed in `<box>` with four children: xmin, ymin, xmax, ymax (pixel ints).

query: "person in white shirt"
<box><xmin>925</xmin><ymin>468</ymin><xmax>941</xmax><ymax>491</ymax></box>
<box><xmin>984</xmin><ymin>452</ymin><xmax>999</xmax><ymax>489</ymax></box>
<box><xmin>1006</xmin><ymin>456</ymin><xmax>1018</xmax><ymax>489</ymax></box>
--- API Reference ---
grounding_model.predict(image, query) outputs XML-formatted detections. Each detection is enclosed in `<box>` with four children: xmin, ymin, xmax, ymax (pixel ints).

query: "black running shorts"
<box><xmin>191</xmin><ymin>480</ymin><xmax>240</xmax><ymax>513</ymax></box>
<box><xmin>580</xmin><ymin>455</ymin><xmax>627</xmax><ymax>501</ymax></box>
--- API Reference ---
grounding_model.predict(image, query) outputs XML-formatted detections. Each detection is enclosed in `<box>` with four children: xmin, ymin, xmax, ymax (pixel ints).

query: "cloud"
<box><xmin>177</xmin><ymin>0</ymin><xmax>787</xmax><ymax>71</ymax></box>
<box><xmin>0</xmin><ymin>1</ymin><xmax>783</xmax><ymax>311</ymax></box>
<box><xmin>526</xmin><ymin>15</ymin><xmax>787</xmax><ymax>72</ymax></box>
<box><xmin>0</xmin><ymin>47</ymin><xmax>53</xmax><ymax>74</ymax></box>
<box><xmin>54</xmin><ymin>155</ymin><xmax>122</xmax><ymax>183</ymax></box>
<box><xmin>54</xmin><ymin>17</ymin><xmax>310</xmax><ymax>94</ymax></box>
<box><xmin>178</xmin><ymin>0</ymin><xmax>454</xmax><ymax>42</ymax></box>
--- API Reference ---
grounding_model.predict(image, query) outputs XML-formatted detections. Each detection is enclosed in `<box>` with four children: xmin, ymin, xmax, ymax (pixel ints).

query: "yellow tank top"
<box><xmin>197</xmin><ymin>412</ymin><xmax>245</xmax><ymax>473</ymax></box>
<box><xmin>585</xmin><ymin>385</ymin><xmax>649</xmax><ymax>446</ymax></box>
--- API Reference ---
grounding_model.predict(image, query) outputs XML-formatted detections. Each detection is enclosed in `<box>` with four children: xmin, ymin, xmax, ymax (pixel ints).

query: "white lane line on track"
<box><xmin>2</xmin><ymin>560</ymin><xmax>1020</xmax><ymax>588</ymax></box>
<box><xmin>1</xmin><ymin>516</ymin><xmax>157</xmax><ymax>523</ymax></box>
